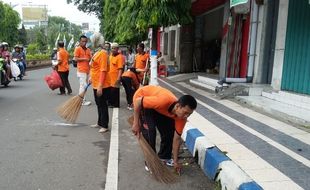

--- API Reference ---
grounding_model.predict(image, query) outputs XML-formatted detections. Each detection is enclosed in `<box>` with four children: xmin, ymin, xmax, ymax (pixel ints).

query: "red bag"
<box><xmin>44</xmin><ymin>70</ymin><xmax>63</xmax><ymax>90</ymax></box>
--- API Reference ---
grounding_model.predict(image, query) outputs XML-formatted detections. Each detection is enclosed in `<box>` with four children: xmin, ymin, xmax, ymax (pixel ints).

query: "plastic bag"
<box><xmin>44</xmin><ymin>70</ymin><xmax>63</xmax><ymax>90</ymax></box>
<box><xmin>52</xmin><ymin>60</ymin><xmax>58</xmax><ymax>66</ymax></box>
<box><xmin>10</xmin><ymin>61</ymin><xmax>21</xmax><ymax>77</ymax></box>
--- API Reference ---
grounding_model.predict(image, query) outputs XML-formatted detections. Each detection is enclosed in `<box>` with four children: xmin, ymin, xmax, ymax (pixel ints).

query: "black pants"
<box><xmin>93</xmin><ymin>88</ymin><xmax>109</xmax><ymax>128</ymax></box>
<box><xmin>58</xmin><ymin>71</ymin><xmax>72</xmax><ymax>94</ymax></box>
<box><xmin>121</xmin><ymin>76</ymin><xmax>135</xmax><ymax>105</ymax></box>
<box><xmin>140</xmin><ymin>109</ymin><xmax>175</xmax><ymax>159</ymax></box>
<box><xmin>108</xmin><ymin>87</ymin><xmax>120</xmax><ymax>107</ymax></box>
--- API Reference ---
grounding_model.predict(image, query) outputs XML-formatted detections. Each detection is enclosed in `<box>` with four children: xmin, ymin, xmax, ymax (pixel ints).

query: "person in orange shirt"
<box><xmin>89</xmin><ymin>41</ymin><xmax>110</xmax><ymax>133</ymax></box>
<box><xmin>133</xmin><ymin>43</ymin><xmax>149</xmax><ymax>84</ymax></box>
<box><xmin>132</xmin><ymin>85</ymin><xmax>197</xmax><ymax>173</ymax></box>
<box><xmin>74</xmin><ymin>35</ymin><xmax>92</xmax><ymax>105</ymax></box>
<box><xmin>56</xmin><ymin>41</ymin><xmax>72</xmax><ymax>95</ymax></box>
<box><xmin>121</xmin><ymin>67</ymin><xmax>140</xmax><ymax>110</ymax></box>
<box><xmin>107</xmin><ymin>43</ymin><xmax>124</xmax><ymax>108</ymax></box>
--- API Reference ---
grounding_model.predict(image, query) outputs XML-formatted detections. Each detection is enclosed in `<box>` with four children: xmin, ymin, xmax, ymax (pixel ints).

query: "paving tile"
<box><xmin>259</xmin><ymin>180</ymin><xmax>303</xmax><ymax>190</ymax></box>
<box><xmin>233</xmin><ymin>158</ymin><xmax>274</xmax><ymax>170</ymax></box>
<box><xmin>246</xmin><ymin>168</ymin><xmax>291</xmax><ymax>182</ymax></box>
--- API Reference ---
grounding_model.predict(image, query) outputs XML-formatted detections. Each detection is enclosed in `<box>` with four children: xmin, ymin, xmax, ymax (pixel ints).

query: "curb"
<box><xmin>181</xmin><ymin>124</ymin><xmax>263</xmax><ymax>190</ymax></box>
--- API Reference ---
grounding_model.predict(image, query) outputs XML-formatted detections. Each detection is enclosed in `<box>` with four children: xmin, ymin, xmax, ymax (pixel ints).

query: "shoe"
<box><xmin>98</xmin><ymin>127</ymin><xmax>108</xmax><ymax>133</ymax></box>
<box><xmin>57</xmin><ymin>92</ymin><xmax>65</xmax><ymax>95</ymax></box>
<box><xmin>160</xmin><ymin>158</ymin><xmax>174</xmax><ymax>167</ymax></box>
<box><xmin>67</xmin><ymin>91</ymin><xmax>72</xmax><ymax>95</ymax></box>
<box><xmin>144</xmin><ymin>161</ymin><xmax>152</xmax><ymax>173</ymax></box>
<box><xmin>82</xmin><ymin>101</ymin><xmax>91</xmax><ymax>106</ymax></box>
<box><xmin>90</xmin><ymin>124</ymin><xmax>100</xmax><ymax>128</ymax></box>
<box><xmin>127</xmin><ymin>104</ymin><xmax>133</xmax><ymax>110</ymax></box>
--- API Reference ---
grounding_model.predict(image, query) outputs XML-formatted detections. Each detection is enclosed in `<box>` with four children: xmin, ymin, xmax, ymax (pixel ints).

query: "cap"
<box><xmin>111</xmin><ymin>42</ymin><xmax>119</xmax><ymax>48</ymax></box>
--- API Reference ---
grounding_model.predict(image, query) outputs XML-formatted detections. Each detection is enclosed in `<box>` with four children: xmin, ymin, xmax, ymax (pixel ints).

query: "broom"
<box><xmin>128</xmin><ymin>115</ymin><xmax>177</xmax><ymax>183</ymax></box>
<box><xmin>57</xmin><ymin>83</ymin><xmax>91</xmax><ymax>123</ymax></box>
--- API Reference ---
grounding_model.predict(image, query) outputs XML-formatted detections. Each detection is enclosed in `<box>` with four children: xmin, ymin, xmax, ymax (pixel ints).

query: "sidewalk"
<box><xmin>158</xmin><ymin>76</ymin><xmax>310</xmax><ymax>190</ymax></box>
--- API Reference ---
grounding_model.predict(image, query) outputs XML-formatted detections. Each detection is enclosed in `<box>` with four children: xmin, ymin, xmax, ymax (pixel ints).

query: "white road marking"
<box><xmin>159</xmin><ymin>78</ymin><xmax>310</xmax><ymax>167</ymax></box>
<box><xmin>54</xmin><ymin>123</ymin><xmax>78</xmax><ymax>126</ymax></box>
<box><xmin>105</xmin><ymin>108</ymin><xmax>119</xmax><ymax>190</ymax></box>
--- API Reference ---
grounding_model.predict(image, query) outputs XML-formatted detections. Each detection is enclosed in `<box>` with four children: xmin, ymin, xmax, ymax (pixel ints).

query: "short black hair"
<box><xmin>80</xmin><ymin>35</ymin><xmax>87</xmax><ymax>40</ymax></box>
<box><xmin>138</xmin><ymin>43</ymin><xmax>144</xmax><ymax>49</ymax></box>
<box><xmin>58</xmin><ymin>41</ymin><xmax>65</xmax><ymax>48</ymax></box>
<box><xmin>178</xmin><ymin>95</ymin><xmax>197</xmax><ymax>110</ymax></box>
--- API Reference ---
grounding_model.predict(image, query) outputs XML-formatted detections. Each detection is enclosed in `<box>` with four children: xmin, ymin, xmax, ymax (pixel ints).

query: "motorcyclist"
<box><xmin>19</xmin><ymin>45</ymin><xmax>27</xmax><ymax>75</ymax></box>
<box><xmin>1</xmin><ymin>42</ymin><xmax>12</xmax><ymax>80</ymax></box>
<box><xmin>11</xmin><ymin>45</ymin><xmax>25</xmax><ymax>78</ymax></box>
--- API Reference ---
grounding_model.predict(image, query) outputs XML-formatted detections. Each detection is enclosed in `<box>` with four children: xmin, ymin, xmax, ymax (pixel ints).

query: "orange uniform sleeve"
<box><xmin>175</xmin><ymin>119</ymin><xmax>186</xmax><ymax>135</ymax></box>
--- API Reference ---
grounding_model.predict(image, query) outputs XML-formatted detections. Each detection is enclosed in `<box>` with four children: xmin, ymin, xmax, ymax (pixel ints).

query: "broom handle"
<box><xmin>84</xmin><ymin>83</ymin><xmax>91</xmax><ymax>91</ymax></box>
<box><xmin>78</xmin><ymin>83</ymin><xmax>91</xmax><ymax>98</ymax></box>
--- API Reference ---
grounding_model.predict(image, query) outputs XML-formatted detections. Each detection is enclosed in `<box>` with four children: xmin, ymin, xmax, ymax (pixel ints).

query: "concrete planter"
<box><xmin>27</xmin><ymin>60</ymin><xmax>51</xmax><ymax>68</ymax></box>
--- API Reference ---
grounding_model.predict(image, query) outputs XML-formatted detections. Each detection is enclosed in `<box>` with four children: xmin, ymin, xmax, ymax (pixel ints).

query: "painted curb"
<box><xmin>182</xmin><ymin>123</ymin><xmax>263</xmax><ymax>190</ymax></box>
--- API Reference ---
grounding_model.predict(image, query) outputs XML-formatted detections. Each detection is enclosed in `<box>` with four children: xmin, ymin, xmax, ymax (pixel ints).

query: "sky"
<box><xmin>1</xmin><ymin>0</ymin><xmax>100</xmax><ymax>31</ymax></box>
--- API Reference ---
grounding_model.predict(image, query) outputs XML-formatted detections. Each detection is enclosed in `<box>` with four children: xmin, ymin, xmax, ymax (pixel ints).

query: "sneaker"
<box><xmin>161</xmin><ymin>159</ymin><xmax>174</xmax><ymax>167</ymax></box>
<box><xmin>144</xmin><ymin>161</ymin><xmax>152</xmax><ymax>174</ymax></box>
<box><xmin>90</xmin><ymin>124</ymin><xmax>100</xmax><ymax>128</ymax></box>
<box><xmin>82</xmin><ymin>101</ymin><xmax>91</xmax><ymax>106</ymax></box>
<box><xmin>127</xmin><ymin>104</ymin><xmax>133</xmax><ymax>110</ymax></box>
<box><xmin>98</xmin><ymin>127</ymin><xmax>108</xmax><ymax>133</ymax></box>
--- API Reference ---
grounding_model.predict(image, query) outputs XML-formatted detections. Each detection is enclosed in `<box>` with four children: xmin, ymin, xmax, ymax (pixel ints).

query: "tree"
<box><xmin>67</xmin><ymin>0</ymin><xmax>104</xmax><ymax>20</ymax></box>
<box><xmin>108</xmin><ymin>0</ymin><xmax>192</xmax><ymax>48</ymax></box>
<box><xmin>18</xmin><ymin>24</ymin><xmax>27</xmax><ymax>46</ymax></box>
<box><xmin>0</xmin><ymin>2</ymin><xmax>21</xmax><ymax>45</ymax></box>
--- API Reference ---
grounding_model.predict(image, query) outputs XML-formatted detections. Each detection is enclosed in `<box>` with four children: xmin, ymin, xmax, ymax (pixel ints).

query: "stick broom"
<box><xmin>57</xmin><ymin>83</ymin><xmax>91</xmax><ymax>123</ymax></box>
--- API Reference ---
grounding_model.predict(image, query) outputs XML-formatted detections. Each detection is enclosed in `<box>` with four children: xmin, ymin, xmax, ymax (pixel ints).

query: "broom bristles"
<box><xmin>128</xmin><ymin>116</ymin><xmax>177</xmax><ymax>183</ymax></box>
<box><xmin>139</xmin><ymin>136</ymin><xmax>177</xmax><ymax>183</ymax></box>
<box><xmin>56</xmin><ymin>91</ymin><xmax>86</xmax><ymax>123</ymax></box>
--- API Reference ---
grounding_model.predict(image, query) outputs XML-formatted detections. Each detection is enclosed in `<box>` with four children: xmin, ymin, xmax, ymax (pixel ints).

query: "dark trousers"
<box><xmin>140</xmin><ymin>109</ymin><xmax>175</xmax><ymax>159</ymax></box>
<box><xmin>121</xmin><ymin>76</ymin><xmax>135</xmax><ymax>105</ymax></box>
<box><xmin>108</xmin><ymin>87</ymin><xmax>120</xmax><ymax>107</ymax></box>
<box><xmin>58</xmin><ymin>71</ymin><xmax>72</xmax><ymax>94</ymax></box>
<box><xmin>93</xmin><ymin>88</ymin><xmax>109</xmax><ymax>128</ymax></box>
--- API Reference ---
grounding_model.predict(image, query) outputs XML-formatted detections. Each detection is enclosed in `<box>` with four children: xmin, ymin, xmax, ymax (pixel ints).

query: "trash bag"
<box><xmin>10</xmin><ymin>61</ymin><xmax>21</xmax><ymax>78</ymax></box>
<box><xmin>44</xmin><ymin>70</ymin><xmax>63</xmax><ymax>90</ymax></box>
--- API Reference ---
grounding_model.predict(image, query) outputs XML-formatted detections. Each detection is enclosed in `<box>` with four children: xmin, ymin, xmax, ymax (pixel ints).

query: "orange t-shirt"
<box><xmin>90</xmin><ymin>49</ymin><xmax>110</xmax><ymax>89</ymax></box>
<box><xmin>122</xmin><ymin>70</ymin><xmax>140</xmax><ymax>90</ymax></box>
<box><xmin>135</xmin><ymin>53</ymin><xmax>149</xmax><ymax>69</ymax></box>
<box><xmin>57</xmin><ymin>48</ymin><xmax>69</xmax><ymax>72</ymax></box>
<box><xmin>108</xmin><ymin>54</ymin><xmax>124</xmax><ymax>86</ymax></box>
<box><xmin>133</xmin><ymin>85</ymin><xmax>186</xmax><ymax>135</ymax></box>
<box><xmin>74</xmin><ymin>46</ymin><xmax>92</xmax><ymax>73</ymax></box>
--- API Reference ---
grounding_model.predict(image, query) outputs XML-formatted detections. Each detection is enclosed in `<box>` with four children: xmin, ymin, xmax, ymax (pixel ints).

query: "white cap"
<box><xmin>111</xmin><ymin>42</ymin><xmax>119</xmax><ymax>48</ymax></box>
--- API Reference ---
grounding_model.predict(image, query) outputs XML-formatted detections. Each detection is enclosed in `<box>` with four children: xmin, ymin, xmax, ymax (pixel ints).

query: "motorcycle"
<box><xmin>0</xmin><ymin>57</ymin><xmax>10</xmax><ymax>87</ymax></box>
<box><xmin>11</xmin><ymin>58</ymin><xmax>24</xmax><ymax>81</ymax></box>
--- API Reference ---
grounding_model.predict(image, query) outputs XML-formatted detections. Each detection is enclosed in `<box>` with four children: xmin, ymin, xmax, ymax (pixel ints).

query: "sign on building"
<box><xmin>81</xmin><ymin>23</ymin><xmax>89</xmax><ymax>31</ymax></box>
<box><xmin>22</xmin><ymin>6</ymin><xmax>48</xmax><ymax>21</ymax></box>
<box><xmin>230</xmin><ymin>0</ymin><xmax>248</xmax><ymax>8</ymax></box>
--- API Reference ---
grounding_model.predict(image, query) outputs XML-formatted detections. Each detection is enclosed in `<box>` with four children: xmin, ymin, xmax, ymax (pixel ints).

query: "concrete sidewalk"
<box><xmin>158</xmin><ymin>76</ymin><xmax>310</xmax><ymax>190</ymax></box>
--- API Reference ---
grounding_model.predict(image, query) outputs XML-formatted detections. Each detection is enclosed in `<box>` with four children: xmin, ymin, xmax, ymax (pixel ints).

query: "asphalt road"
<box><xmin>0</xmin><ymin>66</ymin><xmax>215</xmax><ymax>190</ymax></box>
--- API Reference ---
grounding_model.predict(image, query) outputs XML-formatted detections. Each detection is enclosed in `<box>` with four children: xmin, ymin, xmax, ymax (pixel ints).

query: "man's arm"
<box><xmin>132</xmin><ymin>97</ymin><xmax>142</xmax><ymax>137</ymax></box>
<box><xmin>172</xmin><ymin>131</ymin><xmax>182</xmax><ymax>173</ymax></box>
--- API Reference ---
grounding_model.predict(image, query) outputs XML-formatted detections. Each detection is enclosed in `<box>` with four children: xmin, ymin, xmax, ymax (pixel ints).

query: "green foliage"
<box><xmin>67</xmin><ymin>0</ymin><xmax>192</xmax><ymax>46</ymax></box>
<box><xmin>27</xmin><ymin>43</ymin><xmax>40</xmax><ymax>55</ymax></box>
<box><xmin>26</xmin><ymin>54</ymin><xmax>50</xmax><ymax>61</ymax></box>
<box><xmin>0</xmin><ymin>2</ymin><xmax>21</xmax><ymax>45</ymax></box>
<box><xmin>67</xmin><ymin>0</ymin><xmax>104</xmax><ymax>20</ymax></box>
<box><xmin>104</xmin><ymin>0</ymin><xmax>192</xmax><ymax>45</ymax></box>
